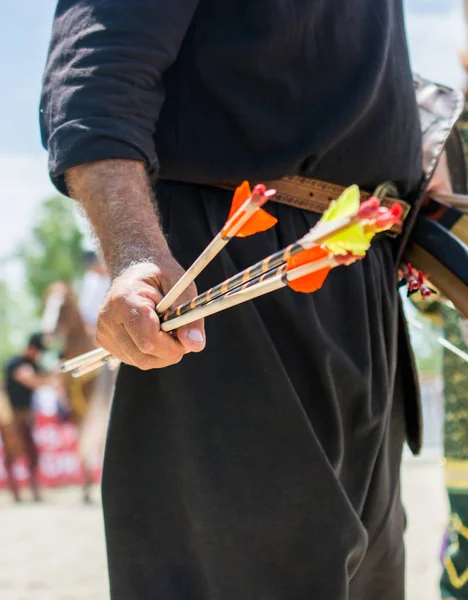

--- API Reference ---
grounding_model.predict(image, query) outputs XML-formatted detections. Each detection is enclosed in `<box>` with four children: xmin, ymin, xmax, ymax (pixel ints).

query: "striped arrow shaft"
<box><xmin>161</xmin><ymin>256</ymin><xmax>335</xmax><ymax>333</ymax></box>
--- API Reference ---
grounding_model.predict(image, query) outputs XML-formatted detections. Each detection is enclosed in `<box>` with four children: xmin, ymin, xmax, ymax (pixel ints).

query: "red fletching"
<box><xmin>357</xmin><ymin>197</ymin><xmax>380</xmax><ymax>219</ymax></box>
<box><xmin>398</xmin><ymin>262</ymin><xmax>436</xmax><ymax>299</ymax></box>
<box><xmin>420</xmin><ymin>286</ymin><xmax>434</xmax><ymax>299</ymax></box>
<box><xmin>391</xmin><ymin>203</ymin><xmax>403</xmax><ymax>219</ymax></box>
<box><xmin>251</xmin><ymin>184</ymin><xmax>267</xmax><ymax>204</ymax></box>
<box><xmin>374</xmin><ymin>203</ymin><xmax>403</xmax><ymax>230</ymax></box>
<box><xmin>334</xmin><ymin>252</ymin><xmax>365</xmax><ymax>266</ymax></box>
<box><xmin>417</xmin><ymin>270</ymin><xmax>425</xmax><ymax>286</ymax></box>
<box><xmin>286</xmin><ymin>246</ymin><xmax>331</xmax><ymax>293</ymax></box>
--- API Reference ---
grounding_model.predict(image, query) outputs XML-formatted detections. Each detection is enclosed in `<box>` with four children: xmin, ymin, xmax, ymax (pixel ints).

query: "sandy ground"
<box><xmin>0</xmin><ymin>486</ymin><xmax>108</xmax><ymax>600</ymax></box>
<box><xmin>0</xmin><ymin>455</ymin><xmax>449</xmax><ymax>600</ymax></box>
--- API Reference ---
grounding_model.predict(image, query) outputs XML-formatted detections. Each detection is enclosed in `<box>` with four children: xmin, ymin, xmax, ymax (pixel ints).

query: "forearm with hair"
<box><xmin>66</xmin><ymin>159</ymin><xmax>172</xmax><ymax>277</ymax></box>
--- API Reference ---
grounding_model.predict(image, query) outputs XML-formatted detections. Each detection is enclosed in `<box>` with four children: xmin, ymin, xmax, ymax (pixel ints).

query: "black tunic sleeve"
<box><xmin>40</xmin><ymin>0</ymin><xmax>199</xmax><ymax>195</ymax></box>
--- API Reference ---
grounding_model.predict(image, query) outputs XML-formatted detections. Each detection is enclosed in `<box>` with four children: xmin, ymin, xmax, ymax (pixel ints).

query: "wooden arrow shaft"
<box><xmin>161</xmin><ymin>256</ymin><xmax>335</xmax><ymax>332</ymax></box>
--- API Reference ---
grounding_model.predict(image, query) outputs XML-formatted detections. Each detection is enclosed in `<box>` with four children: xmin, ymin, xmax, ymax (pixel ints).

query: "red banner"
<box><xmin>0</xmin><ymin>412</ymin><xmax>102</xmax><ymax>488</ymax></box>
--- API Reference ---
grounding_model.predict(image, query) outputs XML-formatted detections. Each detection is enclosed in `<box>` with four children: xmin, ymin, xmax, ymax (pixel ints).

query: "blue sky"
<box><xmin>0</xmin><ymin>1</ymin><xmax>58</xmax><ymax>155</ymax></box>
<box><xmin>0</xmin><ymin>0</ymin><xmax>466</xmax><ymax>284</ymax></box>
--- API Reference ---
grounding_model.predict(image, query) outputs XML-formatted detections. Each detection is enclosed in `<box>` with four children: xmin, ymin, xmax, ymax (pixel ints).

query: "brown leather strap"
<box><xmin>215</xmin><ymin>175</ymin><xmax>410</xmax><ymax>234</ymax></box>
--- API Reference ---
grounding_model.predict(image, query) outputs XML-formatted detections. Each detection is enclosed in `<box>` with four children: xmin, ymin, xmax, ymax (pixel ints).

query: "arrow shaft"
<box><xmin>162</xmin><ymin>240</ymin><xmax>302</xmax><ymax>321</ymax></box>
<box><xmin>71</xmin><ymin>354</ymin><xmax>113</xmax><ymax>378</ymax></box>
<box><xmin>431</xmin><ymin>192</ymin><xmax>468</xmax><ymax>213</ymax></box>
<box><xmin>161</xmin><ymin>256</ymin><xmax>335</xmax><ymax>333</ymax></box>
<box><xmin>156</xmin><ymin>196</ymin><xmax>264</xmax><ymax>314</ymax></box>
<box><xmin>60</xmin><ymin>347</ymin><xmax>110</xmax><ymax>373</ymax></box>
<box><xmin>162</xmin><ymin>213</ymin><xmax>361</xmax><ymax>323</ymax></box>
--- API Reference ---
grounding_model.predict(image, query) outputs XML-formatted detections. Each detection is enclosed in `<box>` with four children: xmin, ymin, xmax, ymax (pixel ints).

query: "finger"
<box><xmin>116</xmin><ymin>327</ymin><xmax>183</xmax><ymax>370</ymax></box>
<box><xmin>136</xmin><ymin>283</ymin><xmax>164</xmax><ymax>306</ymax></box>
<box><xmin>121</xmin><ymin>301</ymin><xmax>186</xmax><ymax>361</ymax></box>
<box><xmin>96</xmin><ymin>319</ymin><xmax>137</xmax><ymax>366</ymax></box>
<box><xmin>98</xmin><ymin>324</ymin><xmax>182</xmax><ymax>370</ymax></box>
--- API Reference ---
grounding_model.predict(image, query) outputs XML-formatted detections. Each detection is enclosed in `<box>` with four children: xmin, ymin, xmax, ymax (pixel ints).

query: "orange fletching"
<box><xmin>228</xmin><ymin>181</ymin><xmax>252</xmax><ymax>220</ymax></box>
<box><xmin>288</xmin><ymin>267</ymin><xmax>330</xmax><ymax>293</ymax></box>
<box><xmin>227</xmin><ymin>181</ymin><xmax>278</xmax><ymax>238</ymax></box>
<box><xmin>236</xmin><ymin>210</ymin><xmax>278</xmax><ymax>237</ymax></box>
<box><xmin>286</xmin><ymin>246</ymin><xmax>331</xmax><ymax>293</ymax></box>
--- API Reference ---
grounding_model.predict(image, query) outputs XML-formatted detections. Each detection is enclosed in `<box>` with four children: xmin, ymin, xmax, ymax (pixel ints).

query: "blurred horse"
<box><xmin>41</xmin><ymin>281</ymin><xmax>116</xmax><ymax>502</ymax></box>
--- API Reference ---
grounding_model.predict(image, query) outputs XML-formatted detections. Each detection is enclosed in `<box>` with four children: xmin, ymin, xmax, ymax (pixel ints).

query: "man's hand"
<box><xmin>66</xmin><ymin>159</ymin><xmax>205</xmax><ymax>370</ymax></box>
<box><xmin>98</xmin><ymin>261</ymin><xmax>205</xmax><ymax>370</ymax></box>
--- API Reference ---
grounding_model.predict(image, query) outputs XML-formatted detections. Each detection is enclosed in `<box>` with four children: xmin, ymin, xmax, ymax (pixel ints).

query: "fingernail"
<box><xmin>187</xmin><ymin>329</ymin><xmax>204</xmax><ymax>344</ymax></box>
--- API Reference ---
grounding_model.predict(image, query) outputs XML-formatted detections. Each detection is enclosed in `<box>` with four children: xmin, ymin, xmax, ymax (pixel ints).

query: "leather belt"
<box><xmin>213</xmin><ymin>175</ymin><xmax>411</xmax><ymax>235</ymax></box>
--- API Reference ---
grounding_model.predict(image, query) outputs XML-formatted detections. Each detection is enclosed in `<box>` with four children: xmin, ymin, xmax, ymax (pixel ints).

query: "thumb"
<box><xmin>167</xmin><ymin>280</ymin><xmax>206</xmax><ymax>353</ymax></box>
<box><xmin>176</xmin><ymin>317</ymin><xmax>206</xmax><ymax>353</ymax></box>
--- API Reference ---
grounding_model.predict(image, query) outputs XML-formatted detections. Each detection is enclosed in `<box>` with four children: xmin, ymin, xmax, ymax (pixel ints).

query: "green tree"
<box><xmin>19</xmin><ymin>195</ymin><xmax>86</xmax><ymax>306</ymax></box>
<box><xmin>0</xmin><ymin>280</ymin><xmax>17</xmax><ymax>367</ymax></box>
<box><xmin>0</xmin><ymin>278</ymin><xmax>35</xmax><ymax>369</ymax></box>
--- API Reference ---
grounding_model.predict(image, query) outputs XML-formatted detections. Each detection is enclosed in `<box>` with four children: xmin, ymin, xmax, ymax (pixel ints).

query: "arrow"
<box><xmin>159</xmin><ymin>253</ymin><xmax>358</xmax><ymax>333</ymax></box>
<box><xmin>155</xmin><ymin>182</ymin><xmax>277</xmax><ymax>314</ymax></box>
<box><xmin>162</xmin><ymin>186</ymin><xmax>394</xmax><ymax>322</ymax></box>
<box><xmin>161</xmin><ymin>194</ymin><xmax>402</xmax><ymax>330</ymax></box>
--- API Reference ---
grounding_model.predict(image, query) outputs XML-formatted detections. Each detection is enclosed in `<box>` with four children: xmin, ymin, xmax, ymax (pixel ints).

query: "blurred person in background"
<box><xmin>3</xmin><ymin>333</ymin><xmax>54</xmax><ymax>503</ymax></box>
<box><xmin>78</xmin><ymin>250</ymin><xmax>110</xmax><ymax>337</ymax></box>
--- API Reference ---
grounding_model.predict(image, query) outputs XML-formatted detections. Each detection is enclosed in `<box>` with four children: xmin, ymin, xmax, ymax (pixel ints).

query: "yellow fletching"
<box><xmin>319</xmin><ymin>184</ymin><xmax>376</xmax><ymax>256</ymax></box>
<box><xmin>323</xmin><ymin>224</ymin><xmax>370</xmax><ymax>255</ymax></box>
<box><xmin>321</xmin><ymin>184</ymin><xmax>360</xmax><ymax>223</ymax></box>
